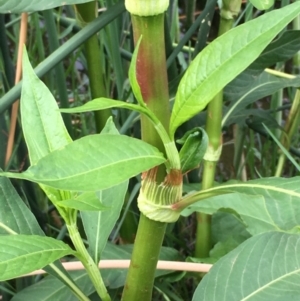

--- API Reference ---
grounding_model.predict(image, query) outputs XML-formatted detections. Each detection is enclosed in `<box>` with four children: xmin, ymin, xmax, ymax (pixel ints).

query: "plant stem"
<box><xmin>233</xmin><ymin>125</ymin><xmax>247</xmax><ymax>180</ymax></box>
<box><xmin>195</xmin><ymin>0</ymin><xmax>241</xmax><ymax>258</ymax></box>
<box><xmin>75</xmin><ymin>1</ymin><xmax>111</xmax><ymax>132</ymax></box>
<box><xmin>122</xmin><ymin>215</ymin><xmax>166</xmax><ymax>300</ymax></box>
<box><xmin>67</xmin><ymin>222</ymin><xmax>111</xmax><ymax>301</ymax></box>
<box><xmin>122</xmin><ymin>13</ymin><xmax>170</xmax><ymax>301</ymax></box>
<box><xmin>185</xmin><ymin>0</ymin><xmax>196</xmax><ymax>31</ymax></box>
<box><xmin>195</xmin><ymin>92</ymin><xmax>222</xmax><ymax>257</ymax></box>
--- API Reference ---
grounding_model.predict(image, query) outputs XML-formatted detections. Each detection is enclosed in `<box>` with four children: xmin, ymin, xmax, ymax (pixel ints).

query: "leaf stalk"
<box><xmin>67</xmin><ymin>221</ymin><xmax>111</xmax><ymax>301</ymax></box>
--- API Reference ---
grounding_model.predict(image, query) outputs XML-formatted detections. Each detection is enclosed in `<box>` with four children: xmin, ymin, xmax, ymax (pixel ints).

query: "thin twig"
<box><xmin>20</xmin><ymin>260</ymin><xmax>212</xmax><ymax>278</ymax></box>
<box><xmin>5</xmin><ymin>13</ymin><xmax>28</xmax><ymax>166</ymax></box>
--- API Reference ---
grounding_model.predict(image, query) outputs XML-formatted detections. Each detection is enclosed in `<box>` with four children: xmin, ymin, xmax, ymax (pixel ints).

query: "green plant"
<box><xmin>1</xmin><ymin>0</ymin><xmax>300</xmax><ymax>300</ymax></box>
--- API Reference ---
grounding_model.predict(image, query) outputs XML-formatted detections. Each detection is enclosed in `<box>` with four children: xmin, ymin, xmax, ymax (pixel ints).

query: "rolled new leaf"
<box><xmin>177</xmin><ymin>127</ymin><xmax>208</xmax><ymax>174</ymax></box>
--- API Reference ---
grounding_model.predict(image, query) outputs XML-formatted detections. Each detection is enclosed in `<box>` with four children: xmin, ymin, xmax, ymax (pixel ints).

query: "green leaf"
<box><xmin>0</xmin><ymin>235</ymin><xmax>74</xmax><ymax>281</ymax></box>
<box><xmin>0</xmin><ymin>174</ymin><xmax>84</xmax><ymax>298</ymax></box>
<box><xmin>59</xmin><ymin>192</ymin><xmax>110</xmax><ymax>211</ymax></box>
<box><xmin>210</xmin><ymin>211</ymin><xmax>251</xmax><ymax>261</ymax></box>
<box><xmin>263</xmin><ymin>124</ymin><xmax>300</xmax><ymax>172</ymax></box>
<box><xmin>11</xmin><ymin>270</ymin><xmax>94</xmax><ymax>301</ymax></box>
<box><xmin>0</xmin><ymin>175</ymin><xmax>44</xmax><ymax>235</ymax></box>
<box><xmin>60</xmin><ymin>97</ymin><xmax>148</xmax><ymax>116</ymax></box>
<box><xmin>193</xmin><ymin>232</ymin><xmax>300</xmax><ymax>301</ymax></box>
<box><xmin>223</xmin><ymin>72</ymin><xmax>300</xmax><ymax>126</ymax></box>
<box><xmin>11</xmin><ymin>244</ymin><xmax>181</xmax><ymax>300</ymax></box>
<box><xmin>212</xmin><ymin>211</ymin><xmax>251</xmax><ymax>244</ymax></box>
<box><xmin>170</xmin><ymin>2</ymin><xmax>300</xmax><ymax>136</ymax></box>
<box><xmin>221</xmin><ymin>30</ymin><xmax>300</xmax><ymax>125</ymax></box>
<box><xmin>250</xmin><ymin>30</ymin><xmax>300</xmax><ymax>71</ymax></box>
<box><xmin>129</xmin><ymin>36</ymin><xmax>145</xmax><ymax>106</ymax></box>
<box><xmin>177</xmin><ymin>127</ymin><xmax>208</xmax><ymax>173</ymax></box>
<box><xmin>21</xmin><ymin>48</ymin><xmax>73</xmax><ymax>206</ymax></box>
<box><xmin>249</xmin><ymin>0</ymin><xmax>275</xmax><ymax>10</ymax></box>
<box><xmin>1</xmin><ymin>134</ymin><xmax>165</xmax><ymax>191</ymax></box>
<box><xmin>224</xmin><ymin>108</ymin><xmax>279</xmax><ymax>129</ymax></box>
<box><xmin>184</xmin><ymin>193</ymin><xmax>280</xmax><ymax>235</ymax></box>
<box><xmin>100</xmin><ymin>116</ymin><xmax>120</xmax><ymax>135</ymax></box>
<box><xmin>182</xmin><ymin>177</ymin><xmax>300</xmax><ymax>235</ymax></box>
<box><xmin>0</xmin><ymin>0</ymin><xmax>93</xmax><ymax>13</ymax></box>
<box><xmin>81</xmin><ymin>182</ymin><xmax>128</xmax><ymax>263</ymax></box>
<box><xmin>22</xmin><ymin>48</ymin><xmax>72</xmax><ymax>165</ymax></box>
<box><xmin>81</xmin><ymin>119</ymin><xmax>128</xmax><ymax>263</ymax></box>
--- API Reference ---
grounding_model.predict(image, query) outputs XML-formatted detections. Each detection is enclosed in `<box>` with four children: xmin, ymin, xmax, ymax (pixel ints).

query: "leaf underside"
<box><xmin>193</xmin><ymin>232</ymin><xmax>300</xmax><ymax>301</ymax></box>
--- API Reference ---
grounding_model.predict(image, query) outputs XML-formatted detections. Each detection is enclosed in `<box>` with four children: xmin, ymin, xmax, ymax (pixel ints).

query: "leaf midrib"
<box><xmin>29</xmin><ymin>154</ymin><xmax>164</xmax><ymax>182</ymax></box>
<box><xmin>202</xmin><ymin>182</ymin><xmax>300</xmax><ymax>198</ymax></box>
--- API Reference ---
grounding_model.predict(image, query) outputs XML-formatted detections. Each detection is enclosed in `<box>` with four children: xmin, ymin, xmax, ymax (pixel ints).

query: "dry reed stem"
<box><xmin>20</xmin><ymin>260</ymin><xmax>212</xmax><ymax>278</ymax></box>
<box><xmin>5</xmin><ymin>13</ymin><xmax>28</xmax><ymax>166</ymax></box>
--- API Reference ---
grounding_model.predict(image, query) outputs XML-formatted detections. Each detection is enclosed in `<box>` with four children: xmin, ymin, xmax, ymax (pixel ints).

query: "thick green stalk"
<box><xmin>195</xmin><ymin>92</ymin><xmax>222</xmax><ymax>257</ymax></box>
<box><xmin>122</xmin><ymin>215</ymin><xmax>166</xmax><ymax>300</ymax></box>
<box><xmin>121</xmin><ymin>13</ymin><xmax>170</xmax><ymax>301</ymax></box>
<box><xmin>195</xmin><ymin>0</ymin><xmax>241</xmax><ymax>258</ymax></box>
<box><xmin>75</xmin><ymin>2</ymin><xmax>111</xmax><ymax>132</ymax></box>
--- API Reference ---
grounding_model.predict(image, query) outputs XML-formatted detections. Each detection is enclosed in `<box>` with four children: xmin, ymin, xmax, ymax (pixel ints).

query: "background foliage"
<box><xmin>1</xmin><ymin>0</ymin><xmax>300</xmax><ymax>300</ymax></box>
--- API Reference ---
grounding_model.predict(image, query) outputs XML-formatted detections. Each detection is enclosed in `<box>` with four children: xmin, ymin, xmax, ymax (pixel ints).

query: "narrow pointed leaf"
<box><xmin>0</xmin><ymin>235</ymin><xmax>74</xmax><ymax>281</ymax></box>
<box><xmin>0</xmin><ymin>134</ymin><xmax>165</xmax><ymax>191</ymax></box>
<box><xmin>170</xmin><ymin>2</ymin><xmax>300</xmax><ymax>136</ymax></box>
<box><xmin>193</xmin><ymin>232</ymin><xmax>300</xmax><ymax>301</ymax></box>
<box><xmin>129</xmin><ymin>36</ymin><xmax>145</xmax><ymax>106</ymax></box>
<box><xmin>81</xmin><ymin>119</ymin><xmax>128</xmax><ymax>263</ymax></box>
<box><xmin>60</xmin><ymin>97</ymin><xmax>148</xmax><ymax>116</ymax></box>
<box><xmin>81</xmin><ymin>182</ymin><xmax>128</xmax><ymax>263</ymax></box>
<box><xmin>21</xmin><ymin>48</ymin><xmax>72</xmax><ymax>165</ymax></box>
<box><xmin>21</xmin><ymin>48</ymin><xmax>73</xmax><ymax>207</ymax></box>
<box><xmin>0</xmin><ymin>0</ymin><xmax>93</xmax><ymax>13</ymax></box>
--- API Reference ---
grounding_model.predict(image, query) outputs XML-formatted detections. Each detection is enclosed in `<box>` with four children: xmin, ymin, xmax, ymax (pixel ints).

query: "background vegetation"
<box><xmin>1</xmin><ymin>0</ymin><xmax>300</xmax><ymax>300</ymax></box>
